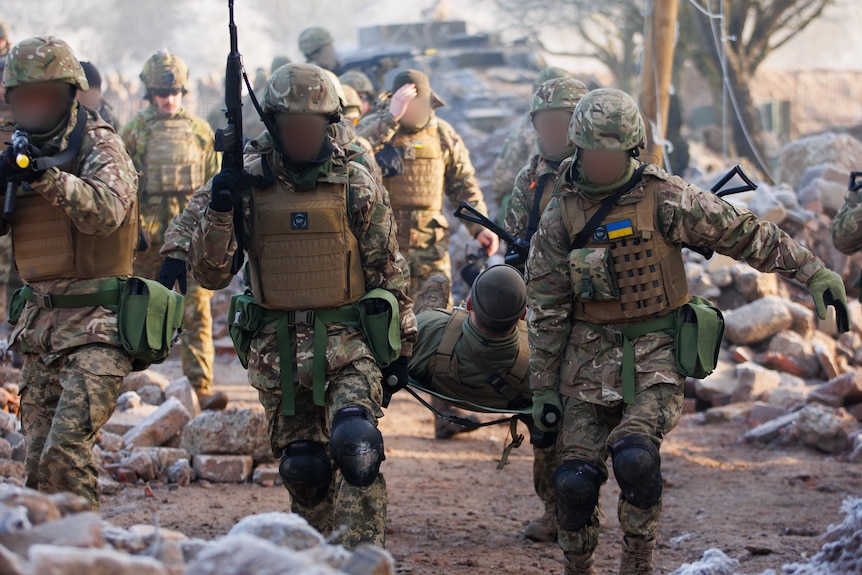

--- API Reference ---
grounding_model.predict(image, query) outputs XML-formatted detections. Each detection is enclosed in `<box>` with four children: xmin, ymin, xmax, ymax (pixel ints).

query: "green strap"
<box><xmin>266</xmin><ymin>306</ymin><xmax>359</xmax><ymax>417</ymax></box>
<box><xmin>20</xmin><ymin>281</ymin><xmax>121</xmax><ymax>310</ymax></box>
<box><xmin>584</xmin><ymin>314</ymin><xmax>676</xmax><ymax>405</ymax></box>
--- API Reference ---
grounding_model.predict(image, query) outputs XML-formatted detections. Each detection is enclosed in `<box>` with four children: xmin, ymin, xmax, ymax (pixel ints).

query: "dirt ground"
<box><xmin>101</xmin><ymin>354</ymin><xmax>862</xmax><ymax>575</ymax></box>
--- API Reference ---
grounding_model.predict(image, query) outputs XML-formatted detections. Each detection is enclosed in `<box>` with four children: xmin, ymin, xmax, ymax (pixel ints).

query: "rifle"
<box><xmin>454</xmin><ymin>164</ymin><xmax>759</xmax><ymax>267</ymax></box>
<box><xmin>1</xmin><ymin>130</ymin><xmax>35</xmax><ymax>234</ymax></box>
<box><xmin>214</xmin><ymin>0</ymin><xmax>277</xmax><ymax>275</ymax></box>
<box><xmin>335</xmin><ymin>49</ymin><xmax>417</xmax><ymax>91</ymax></box>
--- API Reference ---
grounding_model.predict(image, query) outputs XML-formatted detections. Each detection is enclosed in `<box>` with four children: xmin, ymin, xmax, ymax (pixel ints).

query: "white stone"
<box><xmin>123</xmin><ymin>397</ymin><xmax>191</xmax><ymax>449</ymax></box>
<box><xmin>180</xmin><ymin>409</ymin><xmax>271</xmax><ymax>463</ymax></box>
<box><xmin>723</xmin><ymin>296</ymin><xmax>794</xmax><ymax>345</ymax></box>
<box><xmin>165</xmin><ymin>376</ymin><xmax>201</xmax><ymax>418</ymax></box>
<box><xmin>192</xmin><ymin>454</ymin><xmax>253</xmax><ymax>483</ymax></box>
<box><xmin>228</xmin><ymin>512</ymin><xmax>324</xmax><ymax>550</ymax></box>
<box><xmin>29</xmin><ymin>543</ymin><xmax>168</xmax><ymax>575</ymax></box>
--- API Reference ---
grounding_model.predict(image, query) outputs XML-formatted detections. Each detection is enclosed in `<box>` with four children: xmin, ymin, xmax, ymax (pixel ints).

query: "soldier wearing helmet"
<box><xmin>0</xmin><ymin>21</ymin><xmax>14</xmax><ymax>327</ymax></box>
<box><xmin>187</xmin><ymin>63</ymin><xmax>416</xmax><ymax>550</ymax></box>
<box><xmin>0</xmin><ymin>36</ymin><xmax>139</xmax><ymax>510</ymax></box>
<box><xmin>358</xmin><ymin>69</ymin><xmax>498</xmax><ymax>304</ymax></box>
<box><xmin>298</xmin><ymin>27</ymin><xmax>339</xmax><ymax>72</ymax></box>
<box><xmin>339</xmin><ymin>70</ymin><xmax>376</xmax><ymax>116</ymax></box>
<box><xmin>527</xmin><ymin>88</ymin><xmax>850</xmax><ymax>574</ymax></box>
<box><xmin>492</xmin><ymin>66</ymin><xmax>573</xmax><ymax>209</ymax></box>
<box><xmin>119</xmin><ymin>50</ymin><xmax>223</xmax><ymax>411</ymax></box>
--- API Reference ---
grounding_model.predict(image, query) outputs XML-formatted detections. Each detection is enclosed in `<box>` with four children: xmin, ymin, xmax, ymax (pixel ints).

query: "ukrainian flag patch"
<box><xmin>606</xmin><ymin>219</ymin><xmax>634</xmax><ymax>240</ymax></box>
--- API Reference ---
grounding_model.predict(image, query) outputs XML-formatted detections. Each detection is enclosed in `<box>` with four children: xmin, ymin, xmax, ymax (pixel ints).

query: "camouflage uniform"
<box><xmin>0</xmin><ymin>27</ymin><xmax>14</xmax><ymax>321</ymax></box>
<box><xmin>504</xmin><ymin>78</ymin><xmax>588</xmax><ymax>251</ymax></box>
<box><xmin>358</xmin><ymin>73</ymin><xmax>488</xmax><ymax>301</ymax></box>
<box><xmin>120</xmin><ymin>51</ymin><xmax>219</xmax><ymax>395</ymax></box>
<box><xmin>831</xmin><ymin>185</ymin><xmax>862</xmax><ymax>258</ymax></box>
<box><xmin>2</xmin><ymin>37</ymin><xmax>138</xmax><ymax>510</ymax></box>
<box><xmin>492</xmin><ymin>66</ymin><xmax>572</xmax><ymax>210</ymax></box>
<box><xmin>527</xmin><ymin>89</ymin><xmax>844</xmax><ymax>574</ymax></box>
<box><xmin>188</xmin><ymin>64</ymin><xmax>416</xmax><ymax>550</ymax></box>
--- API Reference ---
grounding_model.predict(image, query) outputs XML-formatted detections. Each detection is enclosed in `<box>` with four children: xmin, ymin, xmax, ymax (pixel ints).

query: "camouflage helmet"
<box><xmin>339</xmin><ymin>70</ymin><xmax>374</xmax><ymax>96</ymax></box>
<box><xmin>341</xmin><ymin>84</ymin><xmax>363</xmax><ymax>112</ymax></box>
<box><xmin>140</xmin><ymin>50</ymin><xmax>188</xmax><ymax>91</ymax></box>
<box><xmin>530</xmin><ymin>78</ymin><xmax>589</xmax><ymax>118</ymax></box>
<box><xmin>0</xmin><ymin>21</ymin><xmax>8</xmax><ymax>41</ymax></box>
<box><xmin>299</xmin><ymin>27</ymin><xmax>334</xmax><ymax>58</ymax></box>
<box><xmin>568</xmin><ymin>88</ymin><xmax>646</xmax><ymax>152</ymax></box>
<box><xmin>533</xmin><ymin>66</ymin><xmax>571</xmax><ymax>90</ymax></box>
<box><xmin>2</xmin><ymin>36</ymin><xmax>88</xmax><ymax>93</ymax></box>
<box><xmin>262</xmin><ymin>63</ymin><xmax>340</xmax><ymax>117</ymax></box>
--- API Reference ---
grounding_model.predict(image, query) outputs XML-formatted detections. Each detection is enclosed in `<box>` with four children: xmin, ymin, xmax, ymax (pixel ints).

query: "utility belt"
<box><xmin>581</xmin><ymin>295</ymin><xmax>724</xmax><ymax>404</ymax></box>
<box><xmin>228</xmin><ymin>288</ymin><xmax>401</xmax><ymax>416</ymax></box>
<box><xmin>9</xmin><ymin>276</ymin><xmax>184</xmax><ymax>371</ymax></box>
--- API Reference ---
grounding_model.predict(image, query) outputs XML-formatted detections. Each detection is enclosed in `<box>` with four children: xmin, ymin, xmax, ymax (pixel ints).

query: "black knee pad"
<box><xmin>330</xmin><ymin>406</ymin><xmax>385</xmax><ymax>487</ymax></box>
<box><xmin>553</xmin><ymin>460</ymin><xmax>604</xmax><ymax>531</ymax></box>
<box><xmin>279</xmin><ymin>440</ymin><xmax>332</xmax><ymax>507</ymax></box>
<box><xmin>610</xmin><ymin>434</ymin><xmax>662</xmax><ymax>509</ymax></box>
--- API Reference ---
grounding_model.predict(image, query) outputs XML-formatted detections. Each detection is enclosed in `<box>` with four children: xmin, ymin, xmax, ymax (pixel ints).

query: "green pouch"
<box><xmin>855</xmin><ymin>270</ymin><xmax>862</xmax><ymax>303</ymax></box>
<box><xmin>118</xmin><ymin>277</ymin><xmax>184</xmax><ymax>371</ymax></box>
<box><xmin>227</xmin><ymin>290</ymin><xmax>264</xmax><ymax>369</ymax></box>
<box><xmin>567</xmin><ymin>247</ymin><xmax>619</xmax><ymax>301</ymax></box>
<box><xmin>7</xmin><ymin>287</ymin><xmax>25</xmax><ymax>326</ymax></box>
<box><xmin>354</xmin><ymin>288</ymin><xmax>401</xmax><ymax>367</ymax></box>
<box><xmin>674</xmin><ymin>295</ymin><xmax>724</xmax><ymax>379</ymax></box>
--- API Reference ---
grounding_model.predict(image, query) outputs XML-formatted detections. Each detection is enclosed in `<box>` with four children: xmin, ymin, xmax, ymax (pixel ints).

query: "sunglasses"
<box><xmin>151</xmin><ymin>88</ymin><xmax>182</xmax><ymax>98</ymax></box>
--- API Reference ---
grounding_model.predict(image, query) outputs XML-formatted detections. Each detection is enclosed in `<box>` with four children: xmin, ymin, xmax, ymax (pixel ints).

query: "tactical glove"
<box><xmin>381</xmin><ymin>355</ymin><xmax>410</xmax><ymax>408</ymax></box>
<box><xmin>159</xmin><ymin>257</ymin><xmax>188</xmax><ymax>294</ymax></box>
<box><xmin>210</xmin><ymin>167</ymin><xmax>243</xmax><ymax>212</ymax></box>
<box><xmin>807</xmin><ymin>267</ymin><xmax>850</xmax><ymax>332</ymax></box>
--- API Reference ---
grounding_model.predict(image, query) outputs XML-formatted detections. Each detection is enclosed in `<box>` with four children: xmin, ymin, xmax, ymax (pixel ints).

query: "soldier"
<box><xmin>0</xmin><ymin>21</ymin><xmax>14</xmax><ymax>326</ymax></box>
<box><xmin>340</xmin><ymin>70</ymin><xmax>377</xmax><ymax>116</ymax></box>
<box><xmin>77</xmin><ymin>61</ymin><xmax>119</xmax><ymax>129</ymax></box>
<box><xmin>120</xmin><ymin>50</ymin><xmax>225</xmax><ymax>411</ymax></box>
<box><xmin>299</xmin><ymin>27</ymin><xmax>339</xmax><ymax>72</ymax></box>
<box><xmin>492</xmin><ymin>66</ymin><xmax>571</xmax><ymax>210</ymax></box>
<box><xmin>504</xmin><ymin>77</ymin><xmax>588</xmax><ymax>261</ymax></box>
<box><xmin>830</xmin><ymin>180</ymin><xmax>862</xmax><ymax>262</ymax></box>
<box><xmin>408</xmin><ymin>265</ymin><xmax>558</xmax><ymax>542</ymax></box>
<box><xmin>527</xmin><ymin>88</ymin><xmax>849</xmax><ymax>574</ymax></box>
<box><xmin>0</xmin><ymin>36</ymin><xmax>138</xmax><ymax>509</ymax></box>
<box><xmin>187</xmin><ymin>63</ymin><xmax>416</xmax><ymax>549</ymax></box>
<box><xmin>358</xmin><ymin>69</ymin><xmax>498</xmax><ymax>303</ymax></box>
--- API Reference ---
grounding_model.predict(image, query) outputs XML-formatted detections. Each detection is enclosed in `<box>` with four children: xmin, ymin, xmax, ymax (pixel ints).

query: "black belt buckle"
<box><xmin>603</xmin><ymin>326</ymin><xmax>624</xmax><ymax>346</ymax></box>
<box><xmin>288</xmin><ymin>310</ymin><xmax>315</xmax><ymax>325</ymax></box>
<box><xmin>33</xmin><ymin>292</ymin><xmax>53</xmax><ymax>310</ymax></box>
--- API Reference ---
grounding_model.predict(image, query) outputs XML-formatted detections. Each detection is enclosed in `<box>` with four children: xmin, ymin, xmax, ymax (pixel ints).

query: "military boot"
<box><xmin>524</xmin><ymin>508</ymin><xmax>557</xmax><ymax>542</ymax></box>
<box><xmin>195</xmin><ymin>388</ymin><xmax>229</xmax><ymax>411</ymax></box>
<box><xmin>619</xmin><ymin>536</ymin><xmax>655</xmax><ymax>575</ymax></box>
<box><xmin>563</xmin><ymin>552</ymin><xmax>597</xmax><ymax>575</ymax></box>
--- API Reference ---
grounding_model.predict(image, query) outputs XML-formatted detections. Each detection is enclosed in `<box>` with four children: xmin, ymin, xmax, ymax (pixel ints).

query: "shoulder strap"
<box><xmin>524</xmin><ymin>172</ymin><xmax>553</xmax><ymax>243</ymax></box>
<box><xmin>433</xmin><ymin>309</ymin><xmax>468</xmax><ymax>380</ymax></box>
<box><xmin>570</xmin><ymin>163</ymin><xmax>648</xmax><ymax>249</ymax></box>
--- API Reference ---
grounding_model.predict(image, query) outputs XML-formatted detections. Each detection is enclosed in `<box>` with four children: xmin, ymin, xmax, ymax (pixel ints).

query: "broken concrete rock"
<box><xmin>136</xmin><ymin>384</ymin><xmax>166</xmax><ymax>406</ymax></box>
<box><xmin>777</xmin><ymin>133</ymin><xmax>862</xmax><ymax>190</ymax></box>
<box><xmin>180</xmin><ymin>409</ymin><xmax>271</xmax><ymax>463</ymax></box>
<box><xmin>669</xmin><ymin>548</ymin><xmax>739</xmax><ymax>575</ymax></box>
<box><xmin>116</xmin><ymin>391</ymin><xmax>142</xmax><ymax>412</ymax></box>
<box><xmin>122</xmin><ymin>397</ymin><xmax>191</xmax><ymax>449</ymax></box>
<box><xmin>192</xmin><ymin>454</ymin><xmax>253</xmax><ymax>483</ymax></box>
<box><xmin>743</xmin><ymin>411</ymin><xmax>801</xmax><ymax>444</ymax></box>
<box><xmin>29</xmin><ymin>543</ymin><xmax>168</xmax><ymax>575</ymax></box>
<box><xmin>791</xmin><ymin>403</ymin><xmax>858</xmax><ymax>454</ymax></box>
<box><xmin>121</xmin><ymin>369</ymin><xmax>170</xmax><ymax>394</ymax></box>
<box><xmin>166</xmin><ymin>458</ymin><xmax>195</xmax><ymax>487</ymax></box>
<box><xmin>183</xmin><ymin>533</ymin><xmax>339</xmax><ymax>575</ymax></box>
<box><xmin>731</xmin><ymin>362</ymin><xmax>782</xmax><ymax>403</ymax></box>
<box><xmin>164</xmin><ymin>376</ymin><xmax>201</xmax><ymax>418</ymax></box>
<box><xmin>723</xmin><ymin>296</ymin><xmax>793</xmax><ymax>345</ymax></box>
<box><xmin>808</xmin><ymin>372</ymin><xmax>862</xmax><ymax>407</ymax></box>
<box><xmin>103</xmin><ymin>404</ymin><xmax>159</xmax><ymax>436</ymax></box>
<box><xmin>228</xmin><ymin>512</ymin><xmax>324</xmax><ymax>551</ymax></box>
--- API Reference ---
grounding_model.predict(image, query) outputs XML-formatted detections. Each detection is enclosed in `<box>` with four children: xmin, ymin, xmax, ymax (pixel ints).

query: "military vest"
<box><xmin>560</xmin><ymin>174</ymin><xmax>689</xmax><ymax>324</ymax></box>
<box><xmin>142</xmin><ymin>116</ymin><xmax>207</xmax><ymax>196</ymax></box>
<box><xmin>246</xmin><ymin>158</ymin><xmax>366</xmax><ymax>311</ymax></box>
<box><xmin>13</xmin><ymin>113</ymin><xmax>138</xmax><ymax>282</ymax></box>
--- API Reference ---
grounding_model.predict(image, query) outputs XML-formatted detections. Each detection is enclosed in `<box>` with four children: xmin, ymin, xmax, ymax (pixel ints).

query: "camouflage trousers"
<box><xmin>556</xmin><ymin>381</ymin><xmax>684</xmax><ymax>558</ymax></box>
<box><xmin>251</xmin><ymin>348</ymin><xmax>386</xmax><ymax>551</ymax></box>
<box><xmin>19</xmin><ymin>345</ymin><xmax>131</xmax><ymax>510</ymax></box>
<box><xmin>533</xmin><ymin>443</ymin><xmax>558</xmax><ymax>515</ymax></box>
<box><xmin>135</xmin><ymin>248</ymin><xmax>214</xmax><ymax>391</ymax></box>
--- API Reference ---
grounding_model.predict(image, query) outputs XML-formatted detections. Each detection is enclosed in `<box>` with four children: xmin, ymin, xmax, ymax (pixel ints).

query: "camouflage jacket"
<box><xmin>10</xmin><ymin>104</ymin><xmax>138</xmax><ymax>365</ymax></box>
<box><xmin>527</xmin><ymin>163</ymin><xmax>825</xmax><ymax>395</ymax></box>
<box><xmin>356</xmin><ymin>109</ymin><xmax>488</xmax><ymax>236</ymax></box>
<box><xmin>831</xmin><ymin>186</ymin><xmax>862</xmax><ymax>255</ymax></box>
<box><xmin>504</xmin><ymin>153</ymin><xmax>559</xmax><ymax>240</ymax></box>
<box><xmin>119</xmin><ymin>105</ymin><xmax>218</xmax><ymax>244</ymax></box>
<box><xmin>492</xmin><ymin>113</ymin><xmax>538</xmax><ymax>206</ymax></box>
<box><xmin>409</xmin><ymin>309</ymin><xmax>529</xmax><ymax>411</ymax></box>
<box><xmin>187</xmin><ymin>136</ymin><xmax>417</xmax><ymax>357</ymax></box>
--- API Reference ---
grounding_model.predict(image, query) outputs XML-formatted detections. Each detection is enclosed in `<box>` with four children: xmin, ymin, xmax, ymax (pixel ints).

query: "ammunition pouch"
<box><xmin>673</xmin><ymin>295</ymin><xmax>724</xmax><ymax>379</ymax></box>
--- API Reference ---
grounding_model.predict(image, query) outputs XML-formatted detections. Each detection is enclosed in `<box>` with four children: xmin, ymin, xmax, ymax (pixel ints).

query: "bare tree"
<box><xmin>680</xmin><ymin>0</ymin><xmax>834</xmax><ymax>176</ymax></box>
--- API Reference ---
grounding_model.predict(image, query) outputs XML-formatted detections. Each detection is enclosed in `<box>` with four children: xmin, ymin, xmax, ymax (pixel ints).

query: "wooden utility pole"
<box><xmin>639</xmin><ymin>0</ymin><xmax>678</xmax><ymax>167</ymax></box>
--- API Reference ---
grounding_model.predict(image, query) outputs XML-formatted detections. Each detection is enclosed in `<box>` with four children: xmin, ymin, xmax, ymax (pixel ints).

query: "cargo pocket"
<box><xmin>567</xmin><ymin>247</ymin><xmax>619</xmax><ymax>302</ymax></box>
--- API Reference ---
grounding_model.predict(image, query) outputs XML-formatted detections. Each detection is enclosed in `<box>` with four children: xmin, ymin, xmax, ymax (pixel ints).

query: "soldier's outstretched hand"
<box><xmin>807</xmin><ymin>267</ymin><xmax>850</xmax><ymax>332</ymax></box>
<box><xmin>475</xmin><ymin>228</ymin><xmax>500</xmax><ymax>256</ymax></box>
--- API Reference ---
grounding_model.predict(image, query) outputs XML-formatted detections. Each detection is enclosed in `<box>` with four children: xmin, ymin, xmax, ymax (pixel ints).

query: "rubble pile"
<box><xmin>670</xmin><ymin>497</ymin><xmax>862</xmax><ymax>575</ymax></box>
<box><xmin>0</xmin><ymin>484</ymin><xmax>394</xmax><ymax>575</ymax></box>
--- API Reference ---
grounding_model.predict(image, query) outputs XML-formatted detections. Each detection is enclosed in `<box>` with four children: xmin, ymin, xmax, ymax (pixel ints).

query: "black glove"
<box><xmin>209</xmin><ymin>167</ymin><xmax>243</xmax><ymax>212</ymax></box>
<box><xmin>137</xmin><ymin>226</ymin><xmax>150</xmax><ymax>252</ymax></box>
<box><xmin>0</xmin><ymin>145</ymin><xmax>44</xmax><ymax>184</ymax></box>
<box><xmin>158</xmin><ymin>257</ymin><xmax>188</xmax><ymax>294</ymax></box>
<box><xmin>381</xmin><ymin>355</ymin><xmax>409</xmax><ymax>408</ymax></box>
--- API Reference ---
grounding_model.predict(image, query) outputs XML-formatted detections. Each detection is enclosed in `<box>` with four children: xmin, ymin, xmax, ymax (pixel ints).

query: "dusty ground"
<box><xmin>101</xmin><ymin>354</ymin><xmax>862</xmax><ymax>575</ymax></box>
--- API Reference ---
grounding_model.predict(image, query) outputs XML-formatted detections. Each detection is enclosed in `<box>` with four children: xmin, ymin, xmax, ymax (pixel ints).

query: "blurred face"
<box><xmin>401</xmin><ymin>94</ymin><xmax>431</xmax><ymax>129</ymax></box>
<box><xmin>151</xmin><ymin>88</ymin><xmax>183</xmax><ymax>115</ymax></box>
<box><xmin>76</xmin><ymin>87</ymin><xmax>102</xmax><ymax>110</ymax></box>
<box><xmin>360</xmin><ymin>94</ymin><xmax>374</xmax><ymax>115</ymax></box>
<box><xmin>313</xmin><ymin>44</ymin><xmax>339</xmax><ymax>71</ymax></box>
<box><xmin>579</xmin><ymin>148</ymin><xmax>631</xmax><ymax>186</ymax></box>
<box><xmin>533</xmin><ymin>109</ymin><xmax>573</xmax><ymax>160</ymax></box>
<box><xmin>6</xmin><ymin>81</ymin><xmax>71</xmax><ymax>133</ymax></box>
<box><xmin>277</xmin><ymin>113</ymin><xmax>328</xmax><ymax>164</ymax></box>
